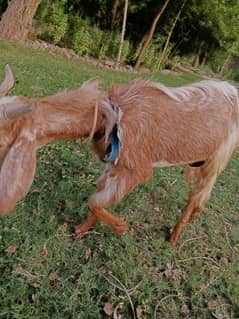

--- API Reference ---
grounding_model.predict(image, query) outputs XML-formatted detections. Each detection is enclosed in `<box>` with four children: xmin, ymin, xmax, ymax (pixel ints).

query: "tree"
<box><xmin>156</xmin><ymin>0</ymin><xmax>187</xmax><ymax>71</ymax></box>
<box><xmin>134</xmin><ymin>0</ymin><xmax>171</xmax><ymax>70</ymax></box>
<box><xmin>115</xmin><ymin>0</ymin><xmax>128</xmax><ymax>67</ymax></box>
<box><xmin>110</xmin><ymin>0</ymin><xmax>120</xmax><ymax>31</ymax></box>
<box><xmin>0</xmin><ymin>0</ymin><xmax>41</xmax><ymax>42</ymax></box>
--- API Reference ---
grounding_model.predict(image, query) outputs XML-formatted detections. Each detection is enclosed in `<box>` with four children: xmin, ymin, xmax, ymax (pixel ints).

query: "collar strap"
<box><xmin>102</xmin><ymin>123</ymin><xmax>121</xmax><ymax>164</ymax></box>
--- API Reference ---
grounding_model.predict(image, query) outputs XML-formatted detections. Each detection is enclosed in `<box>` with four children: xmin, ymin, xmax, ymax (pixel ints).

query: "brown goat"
<box><xmin>1</xmin><ymin>65</ymin><xmax>239</xmax><ymax>245</ymax></box>
<box><xmin>0</xmin><ymin>65</ymin><xmax>118</xmax><ymax>216</ymax></box>
<box><xmin>75</xmin><ymin>78</ymin><xmax>239</xmax><ymax>245</ymax></box>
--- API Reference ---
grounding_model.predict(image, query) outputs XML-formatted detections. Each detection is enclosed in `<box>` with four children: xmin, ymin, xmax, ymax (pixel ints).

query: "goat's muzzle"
<box><xmin>0</xmin><ymin>64</ymin><xmax>37</xmax><ymax>121</ymax></box>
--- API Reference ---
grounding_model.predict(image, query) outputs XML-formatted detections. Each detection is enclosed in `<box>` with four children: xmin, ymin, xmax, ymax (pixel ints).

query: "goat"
<box><xmin>0</xmin><ymin>65</ymin><xmax>118</xmax><ymax>217</ymax></box>
<box><xmin>74</xmin><ymin>78</ymin><xmax>239</xmax><ymax>245</ymax></box>
<box><xmin>1</xmin><ymin>64</ymin><xmax>239</xmax><ymax>245</ymax></box>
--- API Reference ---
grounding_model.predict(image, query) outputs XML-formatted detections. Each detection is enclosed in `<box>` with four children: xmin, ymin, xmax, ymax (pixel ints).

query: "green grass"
<box><xmin>0</xmin><ymin>41</ymin><xmax>239</xmax><ymax>319</ymax></box>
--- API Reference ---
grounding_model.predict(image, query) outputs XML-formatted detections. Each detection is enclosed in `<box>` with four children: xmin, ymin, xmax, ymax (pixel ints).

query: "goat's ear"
<box><xmin>80</xmin><ymin>79</ymin><xmax>101</xmax><ymax>91</ymax></box>
<box><xmin>0</xmin><ymin>132</ymin><xmax>37</xmax><ymax>215</ymax></box>
<box><xmin>109</xmin><ymin>83</ymin><xmax>128</xmax><ymax>96</ymax></box>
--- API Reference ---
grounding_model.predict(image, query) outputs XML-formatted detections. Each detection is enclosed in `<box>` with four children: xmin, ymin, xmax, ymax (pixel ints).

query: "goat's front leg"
<box><xmin>74</xmin><ymin>165</ymin><xmax>152</xmax><ymax>237</ymax></box>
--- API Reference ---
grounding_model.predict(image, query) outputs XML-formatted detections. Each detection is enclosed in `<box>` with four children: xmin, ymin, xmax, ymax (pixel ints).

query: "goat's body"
<box><xmin>77</xmin><ymin>79</ymin><xmax>239</xmax><ymax>245</ymax></box>
<box><xmin>1</xmin><ymin>66</ymin><xmax>239</xmax><ymax>245</ymax></box>
<box><xmin>110</xmin><ymin>80</ymin><xmax>239</xmax><ymax>168</ymax></box>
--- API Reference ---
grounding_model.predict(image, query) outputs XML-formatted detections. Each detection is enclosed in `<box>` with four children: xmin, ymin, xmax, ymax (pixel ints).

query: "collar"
<box><xmin>102</xmin><ymin>123</ymin><xmax>121</xmax><ymax>164</ymax></box>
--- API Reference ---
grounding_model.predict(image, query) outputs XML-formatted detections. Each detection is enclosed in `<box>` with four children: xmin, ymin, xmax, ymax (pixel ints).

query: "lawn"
<box><xmin>0</xmin><ymin>41</ymin><xmax>238</xmax><ymax>319</ymax></box>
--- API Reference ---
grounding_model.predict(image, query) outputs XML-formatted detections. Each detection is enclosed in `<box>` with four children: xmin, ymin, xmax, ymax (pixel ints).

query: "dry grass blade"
<box><xmin>178</xmin><ymin>236</ymin><xmax>207</xmax><ymax>253</ymax></box>
<box><xmin>176</xmin><ymin>256</ymin><xmax>220</xmax><ymax>268</ymax></box>
<box><xmin>154</xmin><ymin>294</ymin><xmax>179</xmax><ymax>319</ymax></box>
<box><xmin>101</xmin><ymin>272</ymin><xmax>140</xmax><ymax>319</ymax></box>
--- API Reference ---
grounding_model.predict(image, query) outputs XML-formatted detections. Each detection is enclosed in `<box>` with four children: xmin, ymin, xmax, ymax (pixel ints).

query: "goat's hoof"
<box><xmin>114</xmin><ymin>219</ymin><xmax>127</xmax><ymax>235</ymax></box>
<box><xmin>72</xmin><ymin>225</ymin><xmax>89</xmax><ymax>239</ymax></box>
<box><xmin>169</xmin><ymin>232</ymin><xmax>178</xmax><ymax>247</ymax></box>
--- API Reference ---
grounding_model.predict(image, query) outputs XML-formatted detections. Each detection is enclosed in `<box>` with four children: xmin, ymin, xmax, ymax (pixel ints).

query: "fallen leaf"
<box><xmin>157</xmin><ymin>263</ymin><xmax>186</xmax><ymax>281</ymax></box>
<box><xmin>180</xmin><ymin>304</ymin><xmax>190</xmax><ymax>316</ymax></box>
<box><xmin>136</xmin><ymin>306</ymin><xmax>147</xmax><ymax>318</ymax></box>
<box><xmin>5</xmin><ymin>245</ymin><xmax>18</xmax><ymax>254</ymax></box>
<box><xmin>85</xmin><ymin>247</ymin><xmax>92</xmax><ymax>261</ymax></box>
<box><xmin>32</xmin><ymin>262</ymin><xmax>44</xmax><ymax>268</ymax></box>
<box><xmin>104</xmin><ymin>303</ymin><xmax>113</xmax><ymax>316</ymax></box>
<box><xmin>207</xmin><ymin>300</ymin><xmax>218</xmax><ymax>309</ymax></box>
<box><xmin>113</xmin><ymin>302</ymin><xmax>123</xmax><ymax>319</ymax></box>
<box><xmin>62</xmin><ymin>222</ymin><xmax>68</xmax><ymax>232</ymax></box>
<box><xmin>32</xmin><ymin>209</ymin><xmax>40</xmax><ymax>216</ymax></box>
<box><xmin>15</xmin><ymin>266</ymin><xmax>25</xmax><ymax>274</ymax></box>
<box><xmin>41</xmin><ymin>247</ymin><xmax>48</xmax><ymax>259</ymax></box>
<box><xmin>49</xmin><ymin>272</ymin><xmax>61</xmax><ymax>282</ymax></box>
<box><xmin>31</xmin><ymin>282</ymin><xmax>40</xmax><ymax>288</ymax></box>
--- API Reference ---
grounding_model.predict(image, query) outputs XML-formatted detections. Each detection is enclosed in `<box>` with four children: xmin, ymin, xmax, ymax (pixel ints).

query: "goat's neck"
<box><xmin>31</xmin><ymin>96</ymin><xmax>104</xmax><ymax>146</ymax></box>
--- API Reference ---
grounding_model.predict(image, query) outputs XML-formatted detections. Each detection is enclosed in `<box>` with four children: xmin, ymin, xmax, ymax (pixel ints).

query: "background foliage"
<box><xmin>16</xmin><ymin>0</ymin><xmax>238</xmax><ymax>77</ymax></box>
<box><xmin>0</xmin><ymin>39</ymin><xmax>238</xmax><ymax>319</ymax></box>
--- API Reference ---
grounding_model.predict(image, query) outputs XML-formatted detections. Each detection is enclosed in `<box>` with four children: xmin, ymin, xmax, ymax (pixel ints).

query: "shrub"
<box><xmin>72</xmin><ymin>20</ymin><xmax>103</xmax><ymax>58</ymax></box>
<box><xmin>35</xmin><ymin>0</ymin><xmax>68</xmax><ymax>44</ymax></box>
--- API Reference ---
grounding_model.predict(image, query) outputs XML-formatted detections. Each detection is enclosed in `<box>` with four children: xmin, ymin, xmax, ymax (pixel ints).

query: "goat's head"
<box><xmin>0</xmin><ymin>65</ymin><xmax>36</xmax><ymax>163</ymax></box>
<box><xmin>0</xmin><ymin>64</ymin><xmax>36</xmax><ymax>122</ymax></box>
<box><xmin>0</xmin><ymin>65</ymin><xmax>37</xmax><ymax>215</ymax></box>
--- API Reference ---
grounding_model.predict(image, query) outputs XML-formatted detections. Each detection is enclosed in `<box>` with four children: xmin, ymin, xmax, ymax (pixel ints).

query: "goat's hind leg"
<box><xmin>170</xmin><ymin>138</ymin><xmax>236</xmax><ymax>246</ymax></box>
<box><xmin>170</xmin><ymin>167</ymin><xmax>217</xmax><ymax>246</ymax></box>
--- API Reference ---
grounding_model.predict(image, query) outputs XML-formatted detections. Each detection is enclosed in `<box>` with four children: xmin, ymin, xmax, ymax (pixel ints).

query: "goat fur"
<box><xmin>0</xmin><ymin>79</ymin><xmax>119</xmax><ymax>216</ymax></box>
<box><xmin>1</xmin><ymin>66</ymin><xmax>239</xmax><ymax>245</ymax></box>
<box><xmin>76</xmin><ymin>78</ymin><xmax>239</xmax><ymax>245</ymax></box>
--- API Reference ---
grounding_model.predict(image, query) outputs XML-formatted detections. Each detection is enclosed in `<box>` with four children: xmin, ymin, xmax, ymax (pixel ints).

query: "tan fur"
<box><xmin>1</xmin><ymin>67</ymin><xmax>239</xmax><ymax>246</ymax></box>
<box><xmin>0</xmin><ymin>78</ymin><xmax>118</xmax><ymax>216</ymax></box>
<box><xmin>76</xmin><ymin>79</ymin><xmax>239</xmax><ymax>245</ymax></box>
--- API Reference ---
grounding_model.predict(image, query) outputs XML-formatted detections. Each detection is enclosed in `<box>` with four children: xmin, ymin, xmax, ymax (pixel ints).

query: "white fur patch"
<box><xmin>0</xmin><ymin>96</ymin><xmax>17</xmax><ymax>105</ymax></box>
<box><xmin>153</xmin><ymin>80</ymin><xmax>238</xmax><ymax>105</ymax></box>
<box><xmin>152</xmin><ymin>160</ymin><xmax>190</xmax><ymax>168</ymax></box>
<box><xmin>20</xmin><ymin>129</ymin><xmax>36</xmax><ymax>142</ymax></box>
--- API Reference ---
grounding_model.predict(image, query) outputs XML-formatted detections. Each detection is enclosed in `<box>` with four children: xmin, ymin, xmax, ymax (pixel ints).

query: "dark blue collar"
<box><xmin>102</xmin><ymin>124</ymin><xmax>120</xmax><ymax>163</ymax></box>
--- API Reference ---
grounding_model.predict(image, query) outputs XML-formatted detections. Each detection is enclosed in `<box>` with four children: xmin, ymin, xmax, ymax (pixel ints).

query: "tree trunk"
<box><xmin>0</xmin><ymin>0</ymin><xmax>41</xmax><ymax>42</ymax></box>
<box><xmin>156</xmin><ymin>0</ymin><xmax>186</xmax><ymax>71</ymax></box>
<box><xmin>134</xmin><ymin>0</ymin><xmax>171</xmax><ymax>70</ymax></box>
<box><xmin>115</xmin><ymin>0</ymin><xmax>128</xmax><ymax>68</ymax></box>
<box><xmin>192</xmin><ymin>54</ymin><xmax>200</xmax><ymax>68</ymax></box>
<box><xmin>200</xmin><ymin>45</ymin><xmax>208</xmax><ymax>67</ymax></box>
<box><xmin>110</xmin><ymin>0</ymin><xmax>120</xmax><ymax>32</ymax></box>
<box><xmin>219</xmin><ymin>53</ymin><xmax>232</xmax><ymax>77</ymax></box>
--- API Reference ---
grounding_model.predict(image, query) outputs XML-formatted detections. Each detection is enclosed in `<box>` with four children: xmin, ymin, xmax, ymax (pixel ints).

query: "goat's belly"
<box><xmin>152</xmin><ymin>160</ymin><xmax>205</xmax><ymax>168</ymax></box>
<box><xmin>152</xmin><ymin>160</ymin><xmax>189</xmax><ymax>168</ymax></box>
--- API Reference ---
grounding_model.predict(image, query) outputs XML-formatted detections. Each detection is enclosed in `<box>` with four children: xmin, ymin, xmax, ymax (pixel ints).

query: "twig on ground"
<box><xmin>101</xmin><ymin>271</ymin><xmax>141</xmax><ymax>319</ymax></box>
<box><xmin>223</xmin><ymin>223</ymin><xmax>236</xmax><ymax>254</ymax></box>
<box><xmin>154</xmin><ymin>294</ymin><xmax>179</xmax><ymax>319</ymax></box>
<box><xmin>176</xmin><ymin>256</ymin><xmax>220</xmax><ymax>268</ymax></box>
<box><xmin>178</xmin><ymin>235</ymin><xmax>207</xmax><ymax>253</ymax></box>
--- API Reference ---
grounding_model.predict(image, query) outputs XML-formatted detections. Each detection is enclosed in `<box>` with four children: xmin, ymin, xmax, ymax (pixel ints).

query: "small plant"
<box><xmin>35</xmin><ymin>0</ymin><xmax>68</xmax><ymax>44</ymax></box>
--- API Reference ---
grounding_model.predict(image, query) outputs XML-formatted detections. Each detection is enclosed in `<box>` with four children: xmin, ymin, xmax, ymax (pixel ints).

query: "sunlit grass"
<box><xmin>0</xmin><ymin>41</ymin><xmax>238</xmax><ymax>319</ymax></box>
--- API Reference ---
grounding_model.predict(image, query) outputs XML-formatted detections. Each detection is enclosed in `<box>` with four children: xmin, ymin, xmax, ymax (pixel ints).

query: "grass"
<box><xmin>0</xmin><ymin>41</ymin><xmax>239</xmax><ymax>319</ymax></box>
